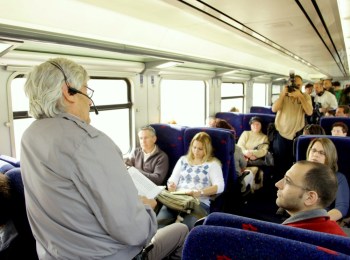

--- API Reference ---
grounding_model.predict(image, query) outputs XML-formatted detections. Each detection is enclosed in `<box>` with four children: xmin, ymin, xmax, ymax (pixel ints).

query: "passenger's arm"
<box><xmin>329</xmin><ymin>94</ymin><xmax>338</xmax><ymax>110</ymax></box>
<box><xmin>293</xmin><ymin>91</ymin><xmax>313</xmax><ymax>116</ymax></box>
<box><xmin>140</xmin><ymin>153</ymin><xmax>169</xmax><ymax>185</ymax></box>
<box><xmin>167</xmin><ymin>157</ymin><xmax>183</xmax><ymax>191</ymax></box>
<box><xmin>272</xmin><ymin>86</ymin><xmax>288</xmax><ymax>112</ymax></box>
<box><xmin>329</xmin><ymin>173</ymin><xmax>350</xmax><ymax>221</ymax></box>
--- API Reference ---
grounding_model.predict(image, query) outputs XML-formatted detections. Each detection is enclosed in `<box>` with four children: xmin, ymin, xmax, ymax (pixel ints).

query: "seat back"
<box><xmin>0</xmin><ymin>155</ymin><xmax>21</xmax><ymax>167</ymax></box>
<box><xmin>184</xmin><ymin>127</ymin><xmax>235</xmax><ymax>187</ymax></box>
<box><xmin>242</xmin><ymin>113</ymin><xmax>276</xmax><ymax>135</ymax></box>
<box><xmin>183</xmin><ymin>225</ymin><xmax>348</xmax><ymax>260</ymax></box>
<box><xmin>250</xmin><ymin>106</ymin><xmax>275</xmax><ymax>114</ymax></box>
<box><xmin>215</xmin><ymin>112</ymin><xmax>244</xmax><ymax>139</ymax></box>
<box><xmin>295</xmin><ymin>135</ymin><xmax>350</xmax><ymax>178</ymax></box>
<box><xmin>150</xmin><ymin>124</ymin><xmax>187</xmax><ymax>183</ymax></box>
<box><xmin>320</xmin><ymin>117</ymin><xmax>350</xmax><ymax>136</ymax></box>
<box><xmin>183</xmin><ymin>127</ymin><xmax>235</xmax><ymax>211</ymax></box>
<box><xmin>203</xmin><ymin>212</ymin><xmax>350</xmax><ymax>256</ymax></box>
<box><xmin>0</xmin><ymin>160</ymin><xmax>15</xmax><ymax>173</ymax></box>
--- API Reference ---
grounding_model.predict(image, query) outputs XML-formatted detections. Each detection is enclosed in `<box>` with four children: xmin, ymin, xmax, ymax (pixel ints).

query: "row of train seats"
<box><xmin>182</xmin><ymin>212</ymin><xmax>350</xmax><ymax>259</ymax></box>
<box><xmin>320</xmin><ymin>116</ymin><xmax>350</xmax><ymax>136</ymax></box>
<box><xmin>215</xmin><ymin>112</ymin><xmax>275</xmax><ymax>140</ymax></box>
<box><xmin>151</xmin><ymin>124</ymin><xmax>236</xmax><ymax>212</ymax></box>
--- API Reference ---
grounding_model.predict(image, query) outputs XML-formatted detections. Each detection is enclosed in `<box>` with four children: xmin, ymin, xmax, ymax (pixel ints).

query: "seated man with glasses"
<box><xmin>275</xmin><ymin>161</ymin><xmax>347</xmax><ymax>236</ymax></box>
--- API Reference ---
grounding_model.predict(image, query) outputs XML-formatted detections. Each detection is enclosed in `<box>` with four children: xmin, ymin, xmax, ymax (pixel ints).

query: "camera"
<box><xmin>287</xmin><ymin>70</ymin><xmax>298</xmax><ymax>93</ymax></box>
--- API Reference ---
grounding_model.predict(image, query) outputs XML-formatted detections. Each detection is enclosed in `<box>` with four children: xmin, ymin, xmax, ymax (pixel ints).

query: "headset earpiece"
<box><xmin>68</xmin><ymin>87</ymin><xmax>78</xmax><ymax>95</ymax></box>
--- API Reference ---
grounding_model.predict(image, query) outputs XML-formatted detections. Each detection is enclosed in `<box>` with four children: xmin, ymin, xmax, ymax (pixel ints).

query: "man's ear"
<box><xmin>62</xmin><ymin>86</ymin><xmax>75</xmax><ymax>103</ymax></box>
<box><xmin>304</xmin><ymin>191</ymin><xmax>319</xmax><ymax>207</ymax></box>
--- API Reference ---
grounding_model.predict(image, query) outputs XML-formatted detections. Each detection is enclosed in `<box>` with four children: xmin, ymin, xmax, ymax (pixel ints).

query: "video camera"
<box><xmin>287</xmin><ymin>70</ymin><xmax>298</xmax><ymax>93</ymax></box>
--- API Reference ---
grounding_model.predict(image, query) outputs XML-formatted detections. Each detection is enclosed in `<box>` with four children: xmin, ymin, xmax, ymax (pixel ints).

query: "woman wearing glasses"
<box><xmin>306</xmin><ymin>138</ymin><xmax>349</xmax><ymax>221</ymax></box>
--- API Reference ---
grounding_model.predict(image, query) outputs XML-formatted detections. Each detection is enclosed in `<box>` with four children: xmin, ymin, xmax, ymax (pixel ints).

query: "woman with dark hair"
<box><xmin>237</xmin><ymin>116</ymin><xmax>269</xmax><ymax>191</ymax></box>
<box><xmin>306</xmin><ymin>138</ymin><xmax>349</xmax><ymax>221</ymax></box>
<box><xmin>302</xmin><ymin>124</ymin><xmax>326</xmax><ymax>135</ymax></box>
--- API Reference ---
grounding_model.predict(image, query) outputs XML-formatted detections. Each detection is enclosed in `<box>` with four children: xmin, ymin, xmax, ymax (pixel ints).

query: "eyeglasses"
<box><xmin>310</xmin><ymin>148</ymin><xmax>326</xmax><ymax>156</ymax></box>
<box><xmin>282</xmin><ymin>176</ymin><xmax>310</xmax><ymax>191</ymax></box>
<box><xmin>85</xmin><ymin>86</ymin><xmax>94</xmax><ymax>98</ymax></box>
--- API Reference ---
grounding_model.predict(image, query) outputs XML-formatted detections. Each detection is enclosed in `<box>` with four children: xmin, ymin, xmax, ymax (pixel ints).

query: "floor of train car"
<box><xmin>223</xmin><ymin>174</ymin><xmax>287</xmax><ymax>224</ymax></box>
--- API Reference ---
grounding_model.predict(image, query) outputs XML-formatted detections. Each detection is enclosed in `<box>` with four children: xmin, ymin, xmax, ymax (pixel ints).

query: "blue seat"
<box><xmin>3</xmin><ymin>168</ymin><xmax>38</xmax><ymax>259</ymax></box>
<box><xmin>320</xmin><ymin>117</ymin><xmax>350</xmax><ymax>136</ymax></box>
<box><xmin>150</xmin><ymin>123</ymin><xmax>187</xmax><ymax>184</ymax></box>
<box><xmin>183</xmin><ymin>127</ymin><xmax>235</xmax><ymax>212</ymax></box>
<box><xmin>250</xmin><ymin>106</ymin><xmax>275</xmax><ymax>114</ymax></box>
<box><xmin>0</xmin><ymin>155</ymin><xmax>21</xmax><ymax>167</ymax></box>
<box><xmin>242</xmin><ymin>113</ymin><xmax>276</xmax><ymax>136</ymax></box>
<box><xmin>0</xmin><ymin>160</ymin><xmax>15</xmax><ymax>173</ymax></box>
<box><xmin>203</xmin><ymin>212</ymin><xmax>350</xmax><ymax>256</ymax></box>
<box><xmin>295</xmin><ymin>135</ymin><xmax>350</xmax><ymax>178</ymax></box>
<box><xmin>215</xmin><ymin>112</ymin><xmax>244</xmax><ymax>139</ymax></box>
<box><xmin>182</xmin><ymin>225</ymin><xmax>349</xmax><ymax>260</ymax></box>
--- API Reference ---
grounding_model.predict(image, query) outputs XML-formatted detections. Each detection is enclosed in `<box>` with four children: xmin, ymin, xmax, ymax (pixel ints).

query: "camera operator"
<box><xmin>272</xmin><ymin>74</ymin><xmax>313</xmax><ymax>180</ymax></box>
<box><xmin>314</xmin><ymin>81</ymin><xmax>338</xmax><ymax>115</ymax></box>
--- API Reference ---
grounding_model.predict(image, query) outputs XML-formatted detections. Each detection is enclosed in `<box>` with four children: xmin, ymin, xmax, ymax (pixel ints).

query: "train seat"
<box><xmin>203</xmin><ymin>212</ymin><xmax>350</xmax><ymax>256</ymax></box>
<box><xmin>0</xmin><ymin>155</ymin><xmax>21</xmax><ymax>167</ymax></box>
<box><xmin>250</xmin><ymin>106</ymin><xmax>275</xmax><ymax>114</ymax></box>
<box><xmin>242</xmin><ymin>113</ymin><xmax>275</xmax><ymax>136</ymax></box>
<box><xmin>294</xmin><ymin>135</ymin><xmax>350</xmax><ymax>179</ymax></box>
<box><xmin>215</xmin><ymin>112</ymin><xmax>244</xmax><ymax>139</ymax></box>
<box><xmin>150</xmin><ymin>123</ymin><xmax>188</xmax><ymax>184</ymax></box>
<box><xmin>0</xmin><ymin>160</ymin><xmax>15</xmax><ymax>173</ymax></box>
<box><xmin>320</xmin><ymin>117</ymin><xmax>350</xmax><ymax>136</ymax></box>
<box><xmin>2</xmin><ymin>168</ymin><xmax>38</xmax><ymax>259</ymax></box>
<box><xmin>182</xmin><ymin>225</ymin><xmax>348</xmax><ymax>259</ymax></box>
<box><xmin>183</xmin><ymin>127</ymin><xmax>235</xmax><ymax>212</ymax></box>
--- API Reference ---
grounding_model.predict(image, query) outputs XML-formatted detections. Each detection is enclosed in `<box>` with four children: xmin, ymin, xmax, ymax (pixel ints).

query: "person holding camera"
<box><xmin>314</xmin><ymin>81</ymin><xmax>338</xmax><ymax>115</ymax></box>
<box><xmin>272</xmin><ymin>74</ymin><xmax>313</xmax><ymax>180</ymax></box>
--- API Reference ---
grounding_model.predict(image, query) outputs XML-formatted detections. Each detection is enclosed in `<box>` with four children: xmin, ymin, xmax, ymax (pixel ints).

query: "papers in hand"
<box><xmin>127</xmin><ymin>166</ymin><xmax>165</xmax><ymax>199</ymax></box>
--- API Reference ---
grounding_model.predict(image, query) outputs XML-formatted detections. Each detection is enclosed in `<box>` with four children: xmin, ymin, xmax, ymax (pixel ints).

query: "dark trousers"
<box><xmin>272</xmin><ymin>131</ymin><xmax>294</xmax><ymax>181</ymax></box>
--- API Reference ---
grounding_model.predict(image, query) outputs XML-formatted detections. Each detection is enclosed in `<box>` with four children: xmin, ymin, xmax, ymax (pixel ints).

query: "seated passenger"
<box><xmin>157</xmin><ymin>132</ymin><xmax>225</xmax><ymax>230</ymax></box>
<box><xmin>331</xmin><ymin>122</ymin><xmax>348</xmax><ymax>137</ymax></box>
<box><xmin>276</xmin><ymin>161</ymin><xmax>347</xmax><ymax>236</ymax></box>
<box><xmin>0</xmin><ymin>172</ymin><xmax>38</xmax><ymax>260</ymax></box>
<box><xmin>306</xmin><ymin>138</ymin><xmax>349</xmax><ymax>221</ymax></box>
<box><xmin>302</xmin><ymin>124</ymin><xmax>325</xmax><ymax>135</ymax></box>
<box><xmin>125</xmin><ymin>125</ymin><xmax>169</xmax><ymax>185</ymax></box>
<box><xmin>210</xmin><ymin>118</ymin><xmax>252</xmax><ymax>193</ymax></box>
<box><xmin>237</xmin><ymin>116</ymin><xmax>269</xmax><ymax>191</ymax></box>
<box><xmin>335</xmin><ymin>105</ymin><xmax>350</xmax><ymax>117</ymax></box>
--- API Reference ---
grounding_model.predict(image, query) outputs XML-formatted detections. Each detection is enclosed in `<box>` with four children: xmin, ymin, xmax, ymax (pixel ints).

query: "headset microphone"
<box><xmin>68</xmin><ymin>87</ymin><xmax>99</xmax><ymax>115</ymax></box>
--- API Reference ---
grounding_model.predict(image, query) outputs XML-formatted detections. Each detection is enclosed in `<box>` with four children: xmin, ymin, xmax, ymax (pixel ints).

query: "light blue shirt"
<box><xmin>21</xmin><ymin>113</ymin><xmax>157</xmax><ymax>259</ymax></box>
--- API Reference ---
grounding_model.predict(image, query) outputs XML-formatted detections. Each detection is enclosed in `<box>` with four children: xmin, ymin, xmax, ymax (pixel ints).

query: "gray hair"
<box><xmin>139</xmin><ymin>125</ymin><xmax>156</xmax><ymax>136</ymax></box>
<box><xmin>24</xmin><ymin>57</ymin><xmax>89</xmax><ymax>119</ymax></box>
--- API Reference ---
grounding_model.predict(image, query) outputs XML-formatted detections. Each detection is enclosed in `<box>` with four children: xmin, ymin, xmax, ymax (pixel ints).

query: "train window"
<box><xmin>272</xmin><ymin>84</ymin><xmax>281</xmax><ymax>104</ymax></box>
<box><xmin>88</xmin><ymin>78</ymin><xmax>131</xmax><ymax>154</ymax></box>
<box><xmin>160</xmin><ymin>79</ymin><xmax>205</xmax><ymax>126</ymax></box>
<box><xmin>11</xmin><ymin>77</ymin><xmax>131</xmax><ymax>157</ymax></box>
<box><xmin>221</xmin><ymin>83</ymin><xmax>244</xmax><ymax>112</ymax></box>
<box><xmin>252</xmin><ymin>83</ymin><xmax>267</xmax><ymax>106</ymax></box>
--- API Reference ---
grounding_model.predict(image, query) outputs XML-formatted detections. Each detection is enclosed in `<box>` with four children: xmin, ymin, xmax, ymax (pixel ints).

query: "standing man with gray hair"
<box><xmin>21</xmin><ymin>58</ymin><xmax>188</xmax><ymax>260</ymax></box>
<box><xmin>125</xmin><ymin>125</ymin><xmax>169</xmax><ymax>185</ymax></box>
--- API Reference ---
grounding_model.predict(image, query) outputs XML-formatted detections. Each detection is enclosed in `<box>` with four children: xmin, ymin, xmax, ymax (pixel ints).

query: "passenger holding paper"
<box><xmin>125</xmin><ymin>125</ymin><xmax>169</xmax><ymax>185</ymax></box>
<box><xmin>157</xmin><ymin>132</ymin><xmax>224</xmax><ymax>229</ymax></box>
